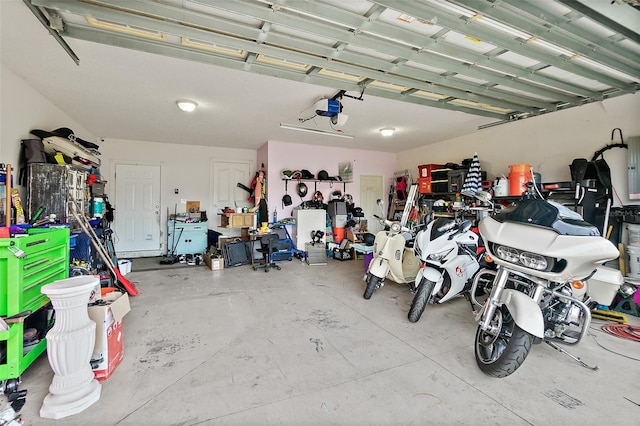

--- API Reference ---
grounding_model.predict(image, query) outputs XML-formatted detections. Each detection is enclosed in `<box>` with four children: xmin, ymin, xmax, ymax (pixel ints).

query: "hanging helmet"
<box><xmin>313</xmin><ymin>190</ymin><xmax>324</xmax><ymax>202</ymax></box>
<box><xmin>281</xmin><ymin>169</ymin><xmax>293</xmax><ymax>180</ymax></box>
<box><xmin>343</xmin><ymin>193</ymin><xmax>353</xmax><ymax>204</ymax></box>
<box><xmin>331</xmin><ymin>190</ymin><xmax>342</xmax><ymax>200</ymax></box>
<box><xmin>297</xmin><ymin>182</ymin><xmax>308</xmax><ymax>198</ymax></box>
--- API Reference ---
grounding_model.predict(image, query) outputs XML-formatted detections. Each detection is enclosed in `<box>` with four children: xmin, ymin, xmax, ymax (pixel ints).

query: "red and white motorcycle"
<box><xmin>408</xmin><ymin>207</ymin><xmax>495</xmax><ymax>323</ymax></box>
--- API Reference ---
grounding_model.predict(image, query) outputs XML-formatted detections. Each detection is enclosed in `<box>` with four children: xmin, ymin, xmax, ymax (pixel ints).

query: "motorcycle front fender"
<box><xmin>499</xmin><ymin>289</ymin><xmax>544</xmax><ymax>338</ymax></box>
<box><xmin>421</xmin><ymin>266</ymin><xmax>444</xmax><ymax>284</ymax></box>
<box><xmin>368</xmin><ymin>255</ymin><xmax>390</xmax><ymax>280</ymax></box>
<box><xmin>413</xmin><ymin>266</ymin><xmax>444</xmax><ymax>293</ymax></box>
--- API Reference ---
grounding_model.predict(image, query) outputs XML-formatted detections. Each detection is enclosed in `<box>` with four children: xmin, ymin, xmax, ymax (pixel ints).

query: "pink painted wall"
<box><xmin>262</xmin><ymin>140</ymin><xmax>397</xmax><ymax>220</ymax></box>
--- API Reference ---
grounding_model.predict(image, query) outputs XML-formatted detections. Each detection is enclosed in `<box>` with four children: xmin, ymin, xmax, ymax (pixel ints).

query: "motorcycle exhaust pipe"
<box><xmin>546</xmin><ymin>288</ymin><xmax>592</xmax><ymax>345</ymax></box>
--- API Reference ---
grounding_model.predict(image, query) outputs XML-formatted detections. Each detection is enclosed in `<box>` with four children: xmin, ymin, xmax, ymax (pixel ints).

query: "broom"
<box><xmin>69</xmin><ymin>192</ymin><xmax>140</xmax><ymax>296</ymax></box>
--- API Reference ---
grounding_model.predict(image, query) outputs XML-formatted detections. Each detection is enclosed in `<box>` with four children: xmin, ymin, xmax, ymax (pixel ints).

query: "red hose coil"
<box><xmin>601</xmin><ymin>324</ymin><xmax>640</xmax><ymax>342</ymax></box>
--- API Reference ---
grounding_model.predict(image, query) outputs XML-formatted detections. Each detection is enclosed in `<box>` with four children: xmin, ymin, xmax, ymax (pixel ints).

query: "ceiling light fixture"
<box><xmin>176</xmin><ymin>99</ymin><xmax>198</xmax><ymax>112</ymax></box>
<box><xmin>280</xmin><ymin>123</ymin><xmax>354</xmax><ymax>139</ymax></box>
<box><xmin>380</xmin><ymin>127</ymin><xmax>395</xmax><ymax>137</ymax></box>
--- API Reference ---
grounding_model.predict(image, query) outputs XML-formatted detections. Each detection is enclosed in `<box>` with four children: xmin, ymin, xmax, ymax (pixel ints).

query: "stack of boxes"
<box><xmin>417</xmin><ymin>164</ymin><xmax>446</xmax><ymax>194</ymax></box>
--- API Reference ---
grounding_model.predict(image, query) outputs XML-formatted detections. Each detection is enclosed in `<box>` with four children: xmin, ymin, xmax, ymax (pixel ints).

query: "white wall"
<box><xmin>99</xmin><ymin>138</ymin><xmax>256</xmax><ymax>239</ymax></box>
<box><xmin>0</xmin><ymin>64</ymin><xmax>94</xmax><ymax>200</ymax></box>
<box><xmin>397</xmin><ymin>93</ymin><xmax>640</xmax><ymax>207</ymax></box>
<box><xmin>1</xmin><ymin>64</ymin><xmax>258</xmax><ymax>247</ymax></box>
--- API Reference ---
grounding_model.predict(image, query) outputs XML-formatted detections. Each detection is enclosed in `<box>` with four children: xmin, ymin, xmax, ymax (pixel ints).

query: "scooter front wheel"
<box><xmin>364</xmin><ymin>273</ymin><xmax>382</xmax><ymax>299</ymax></box>
<box><xmin>408</xmin><ymin>278</ymin><xmax>436</xmax><ymax>323</ymax></box>
<box><xmin>474</xmin><ymin>305</ymin><xmax>534</xmax><ymax>378</ymax></box>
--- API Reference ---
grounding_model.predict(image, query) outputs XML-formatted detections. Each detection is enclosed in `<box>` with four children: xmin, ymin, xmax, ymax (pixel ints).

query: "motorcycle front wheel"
<box><xmin>474</xmin><ymin>305</ymin><xmax>534</xmax><ymax>378</ymax></box>
<box><xmin>363</xmin><ymin>273</ymin><xmax>382</xmax><ymax>299</ymax></box>
<box><xmin>408</xmin><ymin>279</ymin><xmax>436</xmax><ymax>323</ymax></box>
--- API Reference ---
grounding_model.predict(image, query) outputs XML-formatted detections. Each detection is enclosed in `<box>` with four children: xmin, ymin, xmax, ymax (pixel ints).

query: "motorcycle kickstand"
<box><xmin>545</xmin><ymin>341</ymin><xmax>599</xmax><ymax>371</ymax></box>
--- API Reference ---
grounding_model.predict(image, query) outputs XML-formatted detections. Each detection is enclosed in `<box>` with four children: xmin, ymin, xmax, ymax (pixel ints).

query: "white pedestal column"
<box><xmin>40</xmin><ymin>276</ymin><xmax>102</xmax><ymax>419</ymax></box>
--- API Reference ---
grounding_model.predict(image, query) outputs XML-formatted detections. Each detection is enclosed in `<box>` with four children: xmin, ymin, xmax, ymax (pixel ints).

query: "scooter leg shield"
<box><xmin>368</xmin><ymin>256</ymin><xmax>390</xmax><ymax>280</ymax></box>
<box><xmin>498</xmin><ymin>289</ymin><xmax>544</xmax><ymax>338</ymax></box>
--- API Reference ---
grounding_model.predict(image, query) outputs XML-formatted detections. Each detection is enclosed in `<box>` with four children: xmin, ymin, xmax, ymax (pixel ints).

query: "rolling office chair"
<box><xmin>253</xmin><ymin>233</ymin><xmax>281</xmax><ymax>272</ymax></box>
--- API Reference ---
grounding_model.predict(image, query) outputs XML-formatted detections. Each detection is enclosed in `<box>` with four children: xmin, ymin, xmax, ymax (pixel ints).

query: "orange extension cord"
<box><xmin>601</xmin><ymin>324</ymin><xmax>640</xmax><ymax>343</ymax></box>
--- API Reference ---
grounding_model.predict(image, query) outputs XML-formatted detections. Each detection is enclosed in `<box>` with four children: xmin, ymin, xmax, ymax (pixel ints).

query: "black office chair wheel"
<box><xmin>275</xmin><ymin>265</ymin><xmax>281</xmax><ymax>270</ymax></box>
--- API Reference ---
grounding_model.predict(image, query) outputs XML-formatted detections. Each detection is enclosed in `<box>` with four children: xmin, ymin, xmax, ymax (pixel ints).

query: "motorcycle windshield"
<box><xmin>492</xmin><ymin>198</ymin><xmax>600</xmax><ymax>236</ymax></box>
<box><xmin>430</xmin><ymin>217</ymin><xmax>456</xmax><ymax>240</ymax></box>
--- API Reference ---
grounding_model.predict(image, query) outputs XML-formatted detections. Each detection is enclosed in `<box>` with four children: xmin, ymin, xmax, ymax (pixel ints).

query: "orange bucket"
<box><xmin>332</xmin><ymin>227</ymin><xmax>345</xmax><ymax>243</ymax></box>
<box><xmin>508</xmin><ymin>164</ymin><xmax>532</xmax><ymax>196</ymax></box>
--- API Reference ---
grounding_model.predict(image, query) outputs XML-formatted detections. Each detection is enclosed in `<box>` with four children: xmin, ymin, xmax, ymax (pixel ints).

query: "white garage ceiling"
<box><xmin>2</xmin><ymin>0</ymin><xmax>639</xmax><ymax>152</ymax></box>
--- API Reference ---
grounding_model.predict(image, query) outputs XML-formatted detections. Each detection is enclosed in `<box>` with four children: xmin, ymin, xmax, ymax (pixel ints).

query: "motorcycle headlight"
<box><xmin>495</xmin><ymin>245</ymin><xmax>520</xmax><ymax>263</ymax></box>
<box><xmin>491</xmin><ymin>243</ymin><xmax>556</xmax><ymax>272</ymax></box>
<box><xmin>391</xmin><ymin>223</ymin><xmax>401</xmax><ymax>233</ymax></box>
<box><xmin>427</xmin><ymin>248</ymin><xmax>453</xmax><ymax>262</ymax></box>
<box><xmin>519</xmin><ymin>252</ymin><xmax>547</xmax><ymax>270</ymax></box>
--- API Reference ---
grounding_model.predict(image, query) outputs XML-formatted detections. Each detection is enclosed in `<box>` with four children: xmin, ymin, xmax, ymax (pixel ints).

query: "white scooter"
<box><xmin>472</xmin><ymin>186</ymin><xmax>623</xmax><ymax>377</ymax></box>
<box><xmin>408</xmin><ymin>210</ymin><xmax>495</xmax><ymax>323</ymax></box>
<box><xmin>363</xmin><ymin>200</ymin><xmax>420</xmax><ymax>299</ymax></box>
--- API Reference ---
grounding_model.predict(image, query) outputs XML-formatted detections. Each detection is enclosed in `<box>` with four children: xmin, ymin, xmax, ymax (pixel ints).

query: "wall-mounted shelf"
<box><xmin>283</xmin><ymin>179</ymin><xmax>351</xmax><ymax>193</ymax></box>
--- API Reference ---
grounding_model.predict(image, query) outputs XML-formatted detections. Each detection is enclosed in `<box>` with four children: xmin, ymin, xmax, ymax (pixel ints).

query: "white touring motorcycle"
<box><xmin>471</xmin><ymin>195</ymin><xmax>623</xmax><ymax>377</ymax></box>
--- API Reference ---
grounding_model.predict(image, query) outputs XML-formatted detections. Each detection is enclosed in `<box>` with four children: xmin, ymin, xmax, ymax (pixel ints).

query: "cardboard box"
<box><xmin>88</xmin><ymin>276</ymin><xmax>102</xmax><ymax>303</ymax></box>
<box><xmin>204</xmin><ymin>252</ymin><xmax>224</xmax><ymax>270</ymax></box>
<box><xmin>186</xmin><ymin>200</ymin><xmax>200</xmax><ymax>213</ymax></box>
<box><xmin>88</xmin><ymin>291</ymin><xmax>130</xmax><ymax>381</ymax></box>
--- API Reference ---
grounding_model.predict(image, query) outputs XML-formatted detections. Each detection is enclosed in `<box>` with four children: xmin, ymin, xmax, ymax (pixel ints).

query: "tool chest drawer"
<box><xmin>1</xmin><ymin>227</ymin><xmax>70</xmax><ymax>381</ymax></box>
<box><xmin>0</xmin><ymin>228</ymin><xmax>70</xmax><ymax>317</ymax></box>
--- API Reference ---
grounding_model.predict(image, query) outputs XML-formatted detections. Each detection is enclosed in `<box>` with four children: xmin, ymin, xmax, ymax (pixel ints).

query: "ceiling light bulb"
<box><xmin>380</xmin><ymin>127</ymin><xmax>395</xmax><ymax>137</ymax></box>
<box><xmin>176</xmin><ymin>99</ymin><xmax>198</xmax><ymax>112</ymax></box>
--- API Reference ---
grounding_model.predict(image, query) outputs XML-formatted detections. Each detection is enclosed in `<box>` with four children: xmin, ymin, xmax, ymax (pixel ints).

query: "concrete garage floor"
<box><xmin>8</xmin><ymin>257</ymin><xmax>640</xmax><ymax>425</ymax></box>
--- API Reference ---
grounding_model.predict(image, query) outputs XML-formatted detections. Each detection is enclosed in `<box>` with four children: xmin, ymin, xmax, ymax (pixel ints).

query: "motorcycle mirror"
<box><xmin>475</xmin><ymin>190</ymin><xmax>492</xmax><ymax>203</ymax></box>
<box><xmin>448</xmin><ymin>220</ymin><xmax>473</xmax><ymax>240</ymax></box>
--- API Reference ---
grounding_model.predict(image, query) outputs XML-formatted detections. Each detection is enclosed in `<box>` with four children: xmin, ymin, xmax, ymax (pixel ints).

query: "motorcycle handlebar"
<box><xmin>374</xmin><ymin>214</ymin><xmax>412</xmax><ymax>233</ymax></box>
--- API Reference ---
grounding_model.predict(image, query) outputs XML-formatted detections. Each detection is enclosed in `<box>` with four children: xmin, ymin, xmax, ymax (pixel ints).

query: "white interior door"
<box><xmin>360</xmin><ymin>175</ymin><xmax>384</xmax><ymax>234</ymax></box>
<box><xmin>114</xmin><ymin>163</ymin><xmax>161</xmax><ymax>256</ymax></box>
<box><xmin>211</xmin><ymin>160</ymin><xmax>252</xmax><ymax>219</ymax></box>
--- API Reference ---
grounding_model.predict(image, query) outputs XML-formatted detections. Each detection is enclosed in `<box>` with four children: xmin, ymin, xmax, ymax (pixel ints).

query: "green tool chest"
<box><xmin>0</xmin><ymin>227</ymin><xmax>70</xmax><ymax>381</ymax></box>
